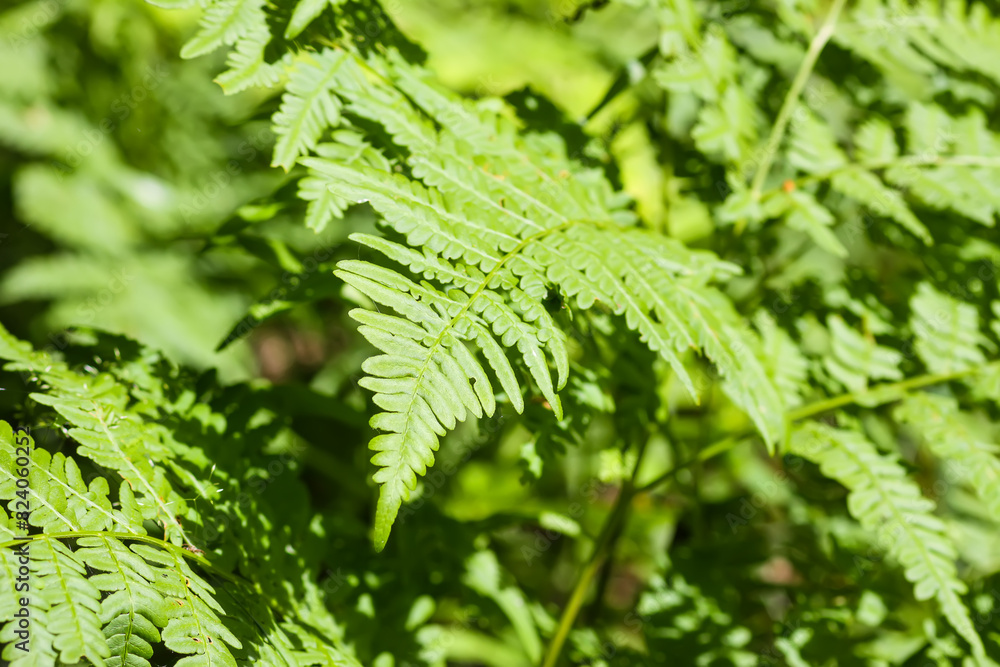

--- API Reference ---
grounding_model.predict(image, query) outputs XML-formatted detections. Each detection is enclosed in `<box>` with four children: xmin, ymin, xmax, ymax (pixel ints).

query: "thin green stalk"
<box><xmin>636</xmin><ymin>434</ymin><xmax>743</xmax><ymax>494</ymax></box>
<box><xmin>540</xmin><ymin>486</ymin><xmax>634</xmax><ymax>667</ymax></box>
<box><xmin>738</xmin><ymin>0</ymin><xmax>848</xmax><ymax>232</ymax></box>
<box><xmin>541</xmin><ymin>440</ymin><xmax>648</xmax><ymax>667</ymax></box>
<box><xmin>638</xmin><ymin>366</ymin><xmax>984</xmax><ymax>495</ymax></box>
<box><xmin>784</xmin><ymin>366</ymin><xmax>979</xmax><ymax>421</ymax></box>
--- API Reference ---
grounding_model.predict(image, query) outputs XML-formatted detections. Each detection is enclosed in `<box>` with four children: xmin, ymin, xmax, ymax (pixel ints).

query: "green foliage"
<box><xmin>4</xmin><ymin>0</ymin><xmax>1000</xmax><ymax>665</ymax></box>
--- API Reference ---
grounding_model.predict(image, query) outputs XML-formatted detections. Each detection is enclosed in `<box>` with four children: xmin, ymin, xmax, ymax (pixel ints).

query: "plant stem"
<box><xmin>635</xmin><ymin>434</ymin><xmax>743</xmax><ymax>494</ymax></box>
<box><xmin>739</xmin><ymin>0</ymin><xmax>848</xmax><ymax>232</ymax></box>
<box><xmin>784</xmin><ymin>366</ymin><xmax>979</xmax><ymax>421</ymax></box>
<box><xmin>541</xmin><ymin>440</ymin><xmax>647</xmax><ymax>667</ymax></box>
<box><xmin>638</xmin><ymin>366</ymin><xmax>983</xmax><ymax>495</ymax></box>
<box><xmin>540</xmin><ymin>486</ymin><xmax>633</xmax><ymax>667</ymax></box>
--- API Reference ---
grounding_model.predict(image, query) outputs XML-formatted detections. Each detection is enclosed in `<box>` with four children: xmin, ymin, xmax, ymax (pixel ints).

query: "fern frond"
<box><xmin>214</xmin><ymin>23</ymin><xmax>282</xmax><ymax>94</ymax></box>
<box><xmin>755</xmin><ymin>310</ymin><xmax>808</xmax><ymax>409</ymax></box>
<box><xmin>272</xmin><ymin>50</ymin><xmax>348</xmax><ymax>171</ymax></box>
<box><xmin>830</xmin><ymin>166</ymin><xmax>931</xmax><ymax>244</ymax></box>
<box><xmin>285</xmin><ymin>0</ymin><xmax>342</xmax><ymax>40</ymax></box>
<box><xmin>823</xmin><ymin>315</ymin><xmax>903</xmax><ymax>392</ymax></box>
<box><xmin>0</xmin><ymin>444</ymin><xmax>143</xmax><ymax>535</ymax></box>
<box><xmin>854</xmin><ymin>116</ymin><xmax>898</xmax><ymax>163</ymax></box>
<box><xmin>26</xmin><ymin>538</ymin><xmax>111</xmax><ymax>665</ymax></box>
<box><xmin>790</xmin><ymin>422</ymin><xmax>987</xmax><ymax>662</ymax></box>
<box><xmin>78</xmin><ymin>536</ymin><xmax>169</xmax><ymax>667</ymax></box>
<box><xmin>141</xmin><ymin>543</ymin><xmax>243</xmax><ymax>666</ymax></box>
<box><xmin>775</xmin><ymin>188</ymin><xmax>847</xmax><ymax>257</ymax></box>
<box><xmin>284</xmin><ymin>49</ymin><xmax>785</xmax><ymax>548</ymax></box>
<box><xmin>910</xmin><ymin>282</ymin><xmax>987</xmax><ymax>374</ymax></box>
<box><xmin>179</xmin><ymin>0</ymin><xmax>267</xmax><ymax>60</ymax></box>
<box><xmin>789</xmin><ymin>110</ymin><xmax>931</xmax><ymax>244</ymax></box>
<box><xmin>896</xmin><ymin>393</ymin><xmax>1000</xmax><ymax>519</ymax></box>
<box><xmin>884</xmin><ymin>104</ymin><xmax>1000</xmax><ymax>226</ymax></box>
<box><xmin>838</xmin><ymin>0</ymin><xmax>1000</xmax><ymax>91</ymax></box>
<box><xmin>788</xmin><ymin>110</ymin><xmax>846</xmax><ymax>175</ymax></box>
<box><xmin>654</xmin><ymin>29</ymin><xmax>759</xmax><ymax>164</ymax></box>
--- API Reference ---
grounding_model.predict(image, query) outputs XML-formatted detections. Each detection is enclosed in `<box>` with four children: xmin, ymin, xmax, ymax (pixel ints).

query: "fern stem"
<box><xmin>785</xmin><ymin>366</ymin><xmax>981</xmax><ymax>421</ymax></box>
<box><xmin>541</xmin><ymin>440</ymin><xmax>647</xmax><ymax>667</ymax></box>
<box><xmin>742</xmin><ymin>0</ymin><xmax>848</xmax><ymax>224</ymax></box>
<box><xmin>762</xmin><ymin>154</ymin><xmax>1000</xmax><ymax>198</ymax></box>
<box><xmin>636</xmin><ymin>366</ymin><xmax>983</xmax><ymax>494</ymax></box>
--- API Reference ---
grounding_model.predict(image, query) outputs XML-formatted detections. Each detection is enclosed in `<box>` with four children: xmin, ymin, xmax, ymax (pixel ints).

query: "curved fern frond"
<box><xmin>169</xmin><ymin>0</ymin><xmax>792</xmax><ymax>550</ymax></box>
<box><xmin>283</xmin><ymin>49</ymin><xmax>785</xmax><ymax>548</ymax></box>
<box><xmin>179</xmin><ymin>0</ymin><xmax>266</xmax><ymax>60</ymax></box>
<box><xmin>910</xmin><ymin>282</ymin><xmax>988</xmax><ymax>374</ymax></box>
<box><xmin>0</xmin><ymin>325</ymin><xmax>198</xmax><ymax>545</ymax></box>
<box><xmin>823</xmin><ymin>315</ymin><xmax>903</xmax><ymax>392</ymax></box>
<box><xmin>790</xmin><ymin>422</ymin><xmax>987</xmax><ymax>662</ymax></box>
<box><xmin>896</xmin><ymin>393</ymin><xmax>1000</xmax><ymax>519</ymax></box>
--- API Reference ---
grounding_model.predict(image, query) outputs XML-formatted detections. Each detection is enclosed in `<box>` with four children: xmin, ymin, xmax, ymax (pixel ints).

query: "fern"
<box><xmin>910</xmin><ymin>282</ymin><xmax>989</xmax><ymax>375</ymax></box>
<box><xmin>7</xmin><ymin>0</ymin><xmax>1000</xmax><ymax>664</ymax></box>
<box><xmin>822</xmin><ymin>315</ymin><xmax>903</xmax><ymax>393</ymax></box>
<box><xmin>896</xmin><ymin>393</ymin><xmax>1000</xmax><ymax>519</ymax></box>
<box><xmin>209</xmin><ymin>39</ymin><xmax>787</xmax><ymax>546</ymax></box>
<box><xmin>789</xmin><ymin>421</ymin><xmax>988</xmax><ymax>663</ymax></box>
<box><xmin>0</xmin><ymin>329</ymin><xmax>362</xmax><ymax>666</ymax></box>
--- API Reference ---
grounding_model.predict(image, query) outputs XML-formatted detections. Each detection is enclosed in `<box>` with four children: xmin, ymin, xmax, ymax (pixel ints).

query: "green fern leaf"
<box><xmin>779</xmin><ymin>189</ymin><xmax>847</xmax><ymax>257</ymax></box>
<box><xmin>78</xmin><ymin>536</ymin><xmax>168</xmax><ymax>667</ymax></box>
<box><xmin>755</xmin><ymin>311</ymin><xmax>808</xmax><ymax>408</ymax></box>
<box><xmin>136</xmin><ymin>544</ymin><xmax>242</xmax><ymax>666</ymax></box>
<box><xmin>285</xmin><ymin>0</ymin><xmax>339</xmax><ymax>39</ymax></box>
<box><xmin>896</xmin><ymin>393</ymin><xmax>1000</xmax><ymax>518</ymax></box>
<box><xmin>287</xmin><ymin>49</ymin><xmax>783</xmax><ymax>547</ymax></box>
<box><xmin>214</xmin><ymin>24</ymin><xmax>282</xmax><ymax>94</ymax></box>
<box><xmin>179</xmin><ymin>0</ymin><xmax>266</xmax><ymax>60</ymax></box>
<box><xmin>823</xmin><ymin>315</ymin><xmax>903</xmax><ymax>392</ymax></box>
<box><xmin>854</xmin><ymin>117</ymin><xmax>898</xmax><ymax>163</ymax></box>
<box><xmin>272</xmin><ymin>51</ymin><xmax>348</xmax><ymax>170</ymax></box>
<box><xmin>788</xmin><ymin>110</ymin><xmax>846</xmax><ymax>175</ymax></box>
<box><xmin>790</xmin><ymin>422</ymin><xmax>987</xmax><ymax>662</ymax></box>
<box><xmin>830</xmin><ymin>166</ymin><xmax>931</xmax><ymax>244</ymax></box>
<box><xmin>910</xmin><ymin>282</ymin><xmax>987</xmax><ymax>374</ymax></box>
